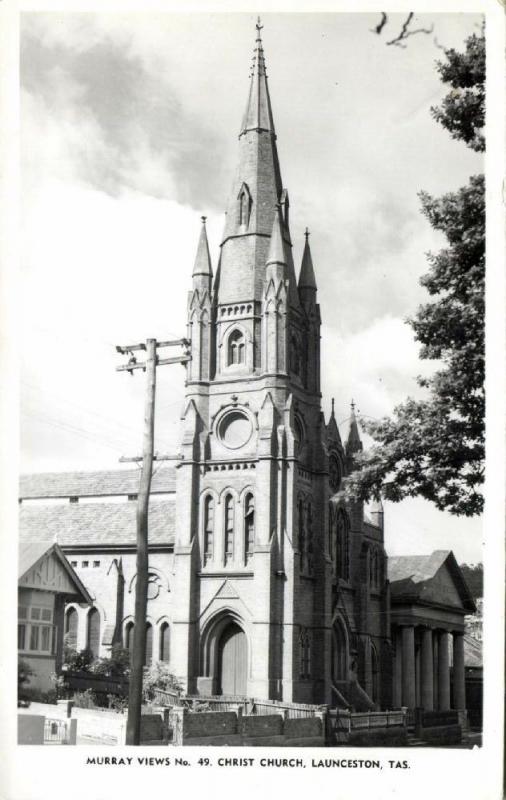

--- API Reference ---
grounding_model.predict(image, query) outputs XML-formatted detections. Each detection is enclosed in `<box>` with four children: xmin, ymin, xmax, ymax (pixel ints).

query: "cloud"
<box><xmin>321</xmin><ymin>315</ymin><xmax>434</xmax><ymax>425</ymax></box>
<box><xmin>21</xmin><ymin>17</ymin><xmax>227</xmax><ymax>207</ymax></box>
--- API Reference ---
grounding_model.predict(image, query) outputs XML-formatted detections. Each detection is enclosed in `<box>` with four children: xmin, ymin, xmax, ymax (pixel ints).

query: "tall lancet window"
<box><xmin>203</xmin><ymin>495</ymin><xmax>214</xmax><ymax>565</ymax></box>
<box><xmin>298</xmin><ymin>499</ymin><xmax>305</xmax><ymax>571</ymax></box>
<box><xmin>228</xmin><ymin>329</ymin><xmax>245</xmax><ymax>365</ymax></box>
<box><xmin>224</xmin><ymin>494</ymin><xmax>235</xmax><ymax>565</ymax></box>
<box><xmin>244</xmin><ymin>493</ymin><xmax>255</xmax><ymax>562</ymax></box>
<box><xmin>237</xmin><ymin>183</ymin><xmax>252</xmax><ymax>227</ymax></box>
<box><xmin>337</xmin><ymin>510</ymin><xmax>350</xmax><ymax>581</ymax></box>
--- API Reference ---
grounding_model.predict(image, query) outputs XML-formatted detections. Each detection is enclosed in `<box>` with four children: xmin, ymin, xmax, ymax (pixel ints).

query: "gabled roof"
<box><xmin>388</xmin><ymin>550</ymin><xmax>476</xmax><ymax>613</ymax></box>
<box><xmin>19</xmin><ymin>467</ymin><xmax>176</xmax><ymax>499</ymax></box>
<box><xmin>19</xmin><ymin>540</ymin><xmax>92</xmax><ymax>603</ymax></box>
<box><xmin>19</xmin><ymin>498</ymin><xmax>175</xmax><ymax>548</ymax></box>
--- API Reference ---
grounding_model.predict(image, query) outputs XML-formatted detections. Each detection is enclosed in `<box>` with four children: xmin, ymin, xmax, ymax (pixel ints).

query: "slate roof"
<box><xmin>19</xmin><ymin>499</ymin><xmax>175</xmax><ymax>547</ymax></box>
<box><xmin>388</xmin><ymin>551</ymin><xmax>451</xmax><ymax>584</ymax></box>
<box><xmin>19</xmin><ymin>467</ymin><xmax>177</xmax><ymax>499</ymax></box>
<box><xmin>388</xmin><ymin>550</ymin><xmax>475</xmax><ymax>613</ymax></box>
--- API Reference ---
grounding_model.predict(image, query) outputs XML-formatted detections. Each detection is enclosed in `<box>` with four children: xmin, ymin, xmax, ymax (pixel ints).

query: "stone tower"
<box><xmin>170</xmin><ymin>19</ymin><xmax>333</xmax><ymax>703</ymax></box>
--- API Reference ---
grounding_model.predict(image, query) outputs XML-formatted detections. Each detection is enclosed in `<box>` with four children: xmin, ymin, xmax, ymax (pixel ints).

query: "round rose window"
<box><xmin>218</xmin><ymin>410</ymin><xmax>253</xmax><ymax>449</ymax></box>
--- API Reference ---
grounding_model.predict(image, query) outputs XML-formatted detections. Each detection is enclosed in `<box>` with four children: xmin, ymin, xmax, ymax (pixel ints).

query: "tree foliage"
<box><xmin>431</xmin><ymin>31</ymin><xmax>485</xmax><ymax>153</ymax></box>
<box><xmin>344</xmin><ymin>31</ymin><xmax>485</xmax><ymax>516</ymax></box>
<box><xmin>459</xmin><ymin>562</ymin><xmax>483</xmax><ymax>598</ymax></box>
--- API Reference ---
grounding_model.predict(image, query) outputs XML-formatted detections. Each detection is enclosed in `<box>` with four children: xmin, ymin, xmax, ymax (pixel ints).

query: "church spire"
<box><xmin>241</xmin><ymin>17</ymin><xmax>275</xmax><ymax>137</ymax></box>
<box><xmin>218</xmin><ymin>20</ymin><xmax>299</xmax><ymax>308</ymax></box>
<box><xmin>192</xmin><ymin>216</ymin><xmax>213</xmax><ymax>280</ymax></box>
<box><xmin>346</xmin><ymin>400</ymin><xmax>363</xmax><ymax>455</ymax></box>
<box><xmin>298</xmin><ymin>228</ymin><xmax>317</xmax><ymax>291</ymax></box>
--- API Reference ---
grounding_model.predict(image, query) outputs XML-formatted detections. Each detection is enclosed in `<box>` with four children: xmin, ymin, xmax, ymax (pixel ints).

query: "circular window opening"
<box><xmin>218</xmin><ymin>411</ymin><xmax>253</xmax><ymax>449</ymax></box>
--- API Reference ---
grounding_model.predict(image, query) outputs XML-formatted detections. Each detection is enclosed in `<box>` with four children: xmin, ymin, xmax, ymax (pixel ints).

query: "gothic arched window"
<box><xmin>237</xmin><ymin>183</ymin><xmax>252</xmax><ymax>227</ymax></box>
<box><xmin>228</xmin><ymin>329</ymin><xmax>245</xmax><ymax>366</ymax></box>
<box><xmin>299</xmin><ymin>628</ymin><xmax>311</xmax><ymax>679</ymax></box>
<box><xmin>159</xmin><ymin>622</ymin><xmax>170</xmax><ymax>663</ymax></box>
<box><xmin>337</xmin><ymin>510</ymin><xmax>350</xmax><ymax>581</ymax></box>
<box><xmin>203</xmin><ymin>495</ymin><xmax>214</xmax><ymax>565</ymax></box>
<box><xmin>224</xmin><ymin>494</ymin><xmax>235</xmax><ymax>565</ymax></box>
<box><xmin>306</xmin><ymin>502</ymin><xmax>314</xmax><ymax>576</ymax></box>
<box><xmin>145</xmin><ymin>623</ymin><xmax>153</xmax><ymax>666</ymax></box>
<box><xmin>86</xmin><ymin>608</ymin><xmax>100</xmax><ymax>658</ymax></box>
<box><xmin>329</xmin><ymin>504</ymin><xmax>337</xmax><ymax>569</ymax></box>
<box><xmin>65</xmin><ymin>607</ymin><xmax>78</xmax><ymax>651</ymax></box>
<box><xmin>124</xmin><ymin>621</ymin><xmax>134</xmax><ymax>651</ymax></box>
<box><xmin>298</xmin><ymin>499</ymin><xmax>305</xmax><ymax>571</ymax></box>
<box><xmin>244</xmin><ymin>493</ymin><xmax>255</xmax><ymax>562</ymax></box>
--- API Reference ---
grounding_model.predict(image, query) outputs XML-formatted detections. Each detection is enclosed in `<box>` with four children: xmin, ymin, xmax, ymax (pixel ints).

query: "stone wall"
<box><xmin>172</xmin><ymin>706</ymin><xmax>325</xmax><ymax>747</ymax></box>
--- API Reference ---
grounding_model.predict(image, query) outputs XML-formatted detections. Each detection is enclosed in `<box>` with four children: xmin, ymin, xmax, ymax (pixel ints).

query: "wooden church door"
<box><xmin>218</xmin><ymin>622</ymin><xmax>247</xmax><ymax>696</ymax></box>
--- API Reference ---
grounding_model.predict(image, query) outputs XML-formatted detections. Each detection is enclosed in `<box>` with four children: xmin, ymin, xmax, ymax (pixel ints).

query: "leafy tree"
<box><xmin>459</xmin><ymin>562</ymin><xmax>483</xmax><ymax>598</ymax></box>
<box><xmin>343</xmin><ymin>30</ymin><xmax>484</xmax><ymax>516</ymax></box>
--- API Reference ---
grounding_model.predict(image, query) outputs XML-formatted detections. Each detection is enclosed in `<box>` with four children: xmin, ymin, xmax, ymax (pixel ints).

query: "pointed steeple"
<box><xmin>192</xmin><ymin>216</ymin><xmax>213</xmax><ymax>279</ymax></box>
<box><xmin>327</xmin><ymin>397</ymin><xmax>342</xmax><ymax>445</ymax></box>
<box><xmin>346</xmin><ymin>400</ymin><xmax>363</xmax><ymax>456</ymax></box>
<box><xmin>241</xmin><ymin>17</ymin><xmax>275</xmax><ymax>137</ymax></box>
<box><xmin>266</xmin><ymin>206</ymin><xmax>287</xmax><ymax>268</ymax></box>
<box><xmin>218</xmin><ymin>20</ymin><xmax>300</xmax><ymax>309</ymax></box>
<box><xmin>298</xmin><ymin>229</ymin><xmax>317</xmax><ymax>291</ymax></box>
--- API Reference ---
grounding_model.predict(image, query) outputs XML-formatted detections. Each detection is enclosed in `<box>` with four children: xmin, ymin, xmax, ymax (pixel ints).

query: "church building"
<box><xmin>18</xmin><ymin>21</ymin><xmax>475</xmax><ymax>713</ymax></box>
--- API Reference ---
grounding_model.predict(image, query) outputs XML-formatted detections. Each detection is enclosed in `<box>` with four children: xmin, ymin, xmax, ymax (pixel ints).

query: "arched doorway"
<box><xmin>217</xmin><ymin>622</ymin><xmax>247</xmax><ymax>696</ymax></box>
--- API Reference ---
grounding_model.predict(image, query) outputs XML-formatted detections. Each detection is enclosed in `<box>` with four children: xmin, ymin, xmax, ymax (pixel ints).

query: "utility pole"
<box><xmin>115</xmin><ymin>337</ymin><xmax>190</xmax><ymax>746</ymax></box>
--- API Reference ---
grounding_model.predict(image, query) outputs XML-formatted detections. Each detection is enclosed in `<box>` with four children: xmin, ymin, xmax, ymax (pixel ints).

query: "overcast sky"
<box><xmin>20</xmin><ymin>11</ymin><xmax>484</xmax><ymax>563</ymax></box>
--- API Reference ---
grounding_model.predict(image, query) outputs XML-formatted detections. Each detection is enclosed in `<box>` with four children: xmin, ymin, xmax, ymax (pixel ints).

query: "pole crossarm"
<box><xmin>116</xmin><ymin>338</ymin><xmax>190</xmax><ymax>355</ymax></box>
<box><xmin>114</xmin><ymin>335</ymin><xmax>188</xmax><ymax>745</ymax></box>
<box><xmin>116</xmin><ymin>355</ymin><xmax>190</xmax><ymax>373</ymax></box>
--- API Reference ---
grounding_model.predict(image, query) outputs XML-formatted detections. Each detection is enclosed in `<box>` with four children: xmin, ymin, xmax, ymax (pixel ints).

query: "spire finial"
<box><xmin>201</xmin><ymin>215</ymin><xmax>207</xmax><ymax>225</ymax></box>
<box><xmin>351</xmin><ymin>398</ymin><xmax>356</xmax><ymax>414</ymax></box>
<box><xmin>331</xmin><ymin>397</ymin><xmax>335</xmax><ymax>416</ymax></box>
<box><xmin>304</xmin><ymin>227</ymin><xmax>310</xmax><ymax>240</ymax></box>
<box><xmin>256</xmin><ymin>16</ymin><xmax>263</xmax><ymax>33</ymax></box>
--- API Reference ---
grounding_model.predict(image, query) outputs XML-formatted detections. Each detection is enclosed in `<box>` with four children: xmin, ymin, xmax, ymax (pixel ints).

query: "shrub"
<box><xmin>143</xmin><ymin>663</ymin><xmax>183</xmax><ymax>702</ymax></box>
<box><xmin>107</xmin><ymin>692</ymin><xmax>128</xmax><ymax>713</ymax></box>
<box><xmin>89</xmin><ymin>645</ymin><xmax>130</xmax><ymax>677</ymax></box>
<box><xmin>63</xmin><ymin>648</ymin><xmax>94</xmax><ymax>672</ymax></box>
<box><xmin>21</xmin><ymin>688</ymin><xmax>58</xmax><ymax>705</ymax></box>
<box><xmin>18</xmin><ymin>659</ymin><xmax>34</xmax><ymax>692</ymax></box>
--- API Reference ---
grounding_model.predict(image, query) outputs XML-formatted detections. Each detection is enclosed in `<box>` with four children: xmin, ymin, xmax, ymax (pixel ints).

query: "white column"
<box><xmin>421</xmin><ymin>628</ymin><xmax>434</xmax><ymax>710</ymax></box>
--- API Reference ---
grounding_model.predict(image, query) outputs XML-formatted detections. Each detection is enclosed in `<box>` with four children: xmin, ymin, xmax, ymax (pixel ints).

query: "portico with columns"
<box><xmin>389</xmin><ymin>551</ymin><xmax>475</xmax><ymax>711</ymax></box>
